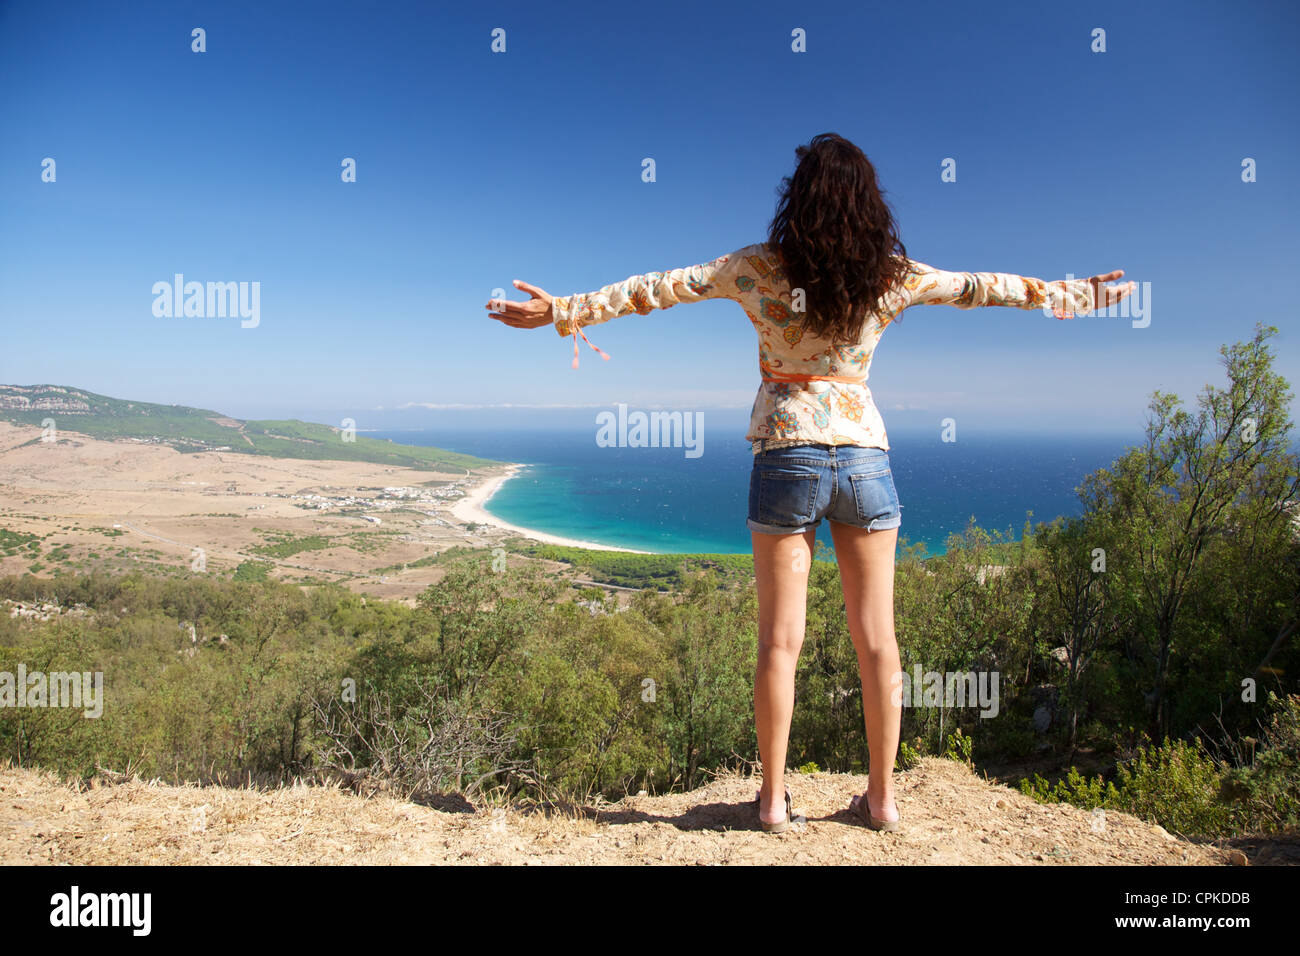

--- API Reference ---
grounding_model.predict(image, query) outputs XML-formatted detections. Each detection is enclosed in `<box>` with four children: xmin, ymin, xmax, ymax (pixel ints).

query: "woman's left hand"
<box><xmin>486</xmin><ymin>280</ymin><xmax>554</xmax><ymax>329</ymax></box>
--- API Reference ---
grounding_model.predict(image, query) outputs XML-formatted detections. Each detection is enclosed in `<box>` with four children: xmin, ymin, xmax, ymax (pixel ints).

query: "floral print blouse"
<box><xmin>550</xmin><ymin>243</ymin><xmax>1096</xmax><ymax>452</ymax></box>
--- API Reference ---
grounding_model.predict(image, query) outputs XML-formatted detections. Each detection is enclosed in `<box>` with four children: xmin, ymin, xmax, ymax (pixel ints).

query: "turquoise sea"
<box><xmin>371</xmin><ymin>424</ymin><xmax>1138</xmax><ymax>556</ymax></box>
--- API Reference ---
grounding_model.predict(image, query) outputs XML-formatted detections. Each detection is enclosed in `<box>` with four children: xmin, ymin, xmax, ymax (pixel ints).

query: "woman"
<box><xmin>486</xmin><ymin>133</ymin><xmax>1136</xmax><ymax>834</ymax></box>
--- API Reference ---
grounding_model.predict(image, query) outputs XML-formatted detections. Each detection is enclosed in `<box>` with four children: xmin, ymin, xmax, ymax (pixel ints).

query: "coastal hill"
<box><xmin>0</xmin><ymin>410</ymin><xmax>522</xmax><ymax>602</ymax></box>
<box><xmin>0</xmin><ymin>757</ymin><xmax>1245</xmax><ymax>866</ymax></box>
<box><xmin>0</xmin><ymin>384</ymin><xmax>496</xmax><ymax>472</ymax></box>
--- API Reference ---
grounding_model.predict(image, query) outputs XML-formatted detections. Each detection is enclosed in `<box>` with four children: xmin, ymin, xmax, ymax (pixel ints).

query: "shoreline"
<box><xmin>450</xmin><ymin>463</ymin><xmax>654</xmax><ymax>554</ymax></box>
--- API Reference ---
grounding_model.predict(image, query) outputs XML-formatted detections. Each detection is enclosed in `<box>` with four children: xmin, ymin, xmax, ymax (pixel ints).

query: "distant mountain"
<box><xmin>0</xmin><ymin>384</ymin><xmax>498</xmax><ymax>472</ymax></box>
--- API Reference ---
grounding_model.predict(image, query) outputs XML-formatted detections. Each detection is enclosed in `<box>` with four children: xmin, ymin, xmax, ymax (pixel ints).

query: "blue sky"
<box><xmin>1</xmin><ymin>0</ymin><xmax>1297</xmax><ymax>436</ymax></box>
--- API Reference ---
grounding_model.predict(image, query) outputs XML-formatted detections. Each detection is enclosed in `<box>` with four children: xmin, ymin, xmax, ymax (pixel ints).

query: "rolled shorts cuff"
<box><xmin>860</xmin><ymin>514</ymin><xmax>902</xmax><ymax>532</ymax></box>
<box><xmin>747</xmin><ymin>517</ymin><xmax>820</xmax><ymax>535</ymax></box>
<box><xmin>747</xmin><ymin>515</ymin><xmax>901</xmax><ymax>536</ymax></box>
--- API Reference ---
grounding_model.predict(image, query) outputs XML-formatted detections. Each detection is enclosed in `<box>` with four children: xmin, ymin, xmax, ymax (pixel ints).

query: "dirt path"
<box><xmin>0</xmin><ymin>758</ymin><xmax>1231</xmax><ymax>866</ymax></box>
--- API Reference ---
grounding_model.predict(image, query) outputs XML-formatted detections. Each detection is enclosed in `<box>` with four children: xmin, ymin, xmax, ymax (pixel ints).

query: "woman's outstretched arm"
<box><xmin>485</xmin><ymin>253</ymin><xmax>741</xmax><ymax>332</ymax></box>
<box><xmin>486</xmin><ymin>249</ymin><xmax>744</xmax><ymax>365</ymax></box>
<box><xmin>899</xmin><ymin>260</ymin><xmax>1135</xmax><ymax>317</ymax></box>
<box><xmin>544</xmin><ymin>251</ymin><xmax>740</xmax><ymax>336</ymax></box>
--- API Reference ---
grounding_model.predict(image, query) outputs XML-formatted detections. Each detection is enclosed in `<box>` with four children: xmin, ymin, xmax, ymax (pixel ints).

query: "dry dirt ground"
<box><xmin>0</xmin><ymin>758</ymin><xmax>1249</xmax><ymax>866</ymax></box>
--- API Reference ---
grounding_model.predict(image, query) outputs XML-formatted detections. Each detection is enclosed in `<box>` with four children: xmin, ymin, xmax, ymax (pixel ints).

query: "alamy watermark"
<box><xmin>0</xmin><ymin>665</ymin><xmax>103</xmax><ymax>718</ymax></box>
<box><xmin>595</xmin><ymin>403</ymin><xmax>703</xmax><ymax>459</ymax></box>
<box><xmin>50</xmin><ymin>886</ymin><xmax>150</xmax><ymax>936</ymax></box>
<box><xmin>152</xmin><ymin>274</ymin><xmax>260</xmax><ymax>328</ymax></box>
<box><xmin>891</xmin><ymin>666</ymin><xmax>1000</xmax><ymax>718</ymax></box>
<box><xmin>1044</xmin><ymin>274</ymin><xmax>1150</xmax><ymax>329</ymax></box>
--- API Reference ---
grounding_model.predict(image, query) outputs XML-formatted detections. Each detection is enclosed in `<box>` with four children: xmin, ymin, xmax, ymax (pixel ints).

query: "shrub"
<box><xmin>1222</xmin><ymin>693</ymin><xmax>1300</xmax><ymax>833</ymax></box>
<box><xmin>942</xmin><ymin>728</ymin><xmax>973</xmax><ymax>766</ymax></box>
<box><xmin>1018</xmin><ymin>738</ymin><xmax>1231</xmax><ymax>838</ymax></box>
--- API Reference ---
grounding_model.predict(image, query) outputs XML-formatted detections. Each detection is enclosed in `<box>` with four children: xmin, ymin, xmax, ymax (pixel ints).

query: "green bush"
<box><xmin>1114</xmin><ymin>738</ymin><xmax>1231</xmax><ymax>837</ymax></box>
<box><xmin>896</xmin><ymin>739</ymin><xmax>921</xmax><ymax>770</ymax></box>
<box><xmin>233</xmin><ymin>560</ymin><xmax>271</xmax><ymax>582</ymax></box>
<box><xmin>1019</xmin><ymin>767</ymin><xmax>1120</xmax><ymax>809</ymax></box>
<box><xmin>1222</xmin><ymin>693</ymin><xmax>1300</xmax><ymax>833</ymax></box>
<box><xmin>1018</xmin><ymin>738</ymin><xmax>1231</xmax><ymax>838</ymax></box>
<box><xmin>942</xmin><ymin>728</ymin><xmax>973</xmax><ymax>766</ymax></box>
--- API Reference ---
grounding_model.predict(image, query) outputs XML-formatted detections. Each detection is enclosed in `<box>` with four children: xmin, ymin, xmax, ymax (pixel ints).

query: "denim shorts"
<box><xmin>747</xmin><ymin>443</ymin><xmax>902</xmax><ymax>535</ymax></box>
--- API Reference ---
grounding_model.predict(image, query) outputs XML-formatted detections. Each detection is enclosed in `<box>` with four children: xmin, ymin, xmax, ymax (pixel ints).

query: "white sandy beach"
<box><xmin>450</xmin><ymin>463</ymin><xmax>651</xmax><ymax>554</ymax></box>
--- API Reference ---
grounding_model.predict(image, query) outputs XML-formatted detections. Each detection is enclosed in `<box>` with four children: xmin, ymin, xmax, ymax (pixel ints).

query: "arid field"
<box><xmin>2</xmin><ymin>757</ymin><xmax>1275</xmax><ymax>866</ymax></box>
<box><xmin>0</xmin><ymin>421</ymin><xmax>530</xmax><ymax>602</ymax></box>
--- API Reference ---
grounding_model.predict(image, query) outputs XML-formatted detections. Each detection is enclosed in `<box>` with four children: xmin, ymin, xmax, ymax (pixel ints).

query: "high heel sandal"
<box><xmin>755</xmin><ymin>785</ymin><xmax>793</xmax><ymax>834</ymax></box>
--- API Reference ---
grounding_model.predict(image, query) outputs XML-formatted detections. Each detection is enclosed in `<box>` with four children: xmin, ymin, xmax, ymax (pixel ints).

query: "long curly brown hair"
<box><xmin>767</xmin><ymin>133</ymin><xmax>910</xmax><ymax>345</ymax></box>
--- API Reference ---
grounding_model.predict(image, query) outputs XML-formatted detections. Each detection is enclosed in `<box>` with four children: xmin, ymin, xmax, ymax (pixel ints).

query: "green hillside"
<box><xmin>0</xmin><ymin>384</ymin><xmax>497</xmax><ymax>472</ymax></box>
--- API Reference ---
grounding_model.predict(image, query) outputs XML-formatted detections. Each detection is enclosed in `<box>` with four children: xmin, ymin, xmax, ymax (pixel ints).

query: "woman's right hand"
<box><xmin>1087</xmin><ymin>270</ymin><xmax>1137</xmax><ymax>310</ymax></box>
<box><xmin>486</xmin><ymin>280</ymin><xmax>555</xmax><ymax>329</ymax></box>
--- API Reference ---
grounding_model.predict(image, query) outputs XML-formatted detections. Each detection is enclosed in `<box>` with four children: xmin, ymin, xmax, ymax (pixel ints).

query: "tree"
<box><xmin>1037</xmin><ymin>514</ymin><xmax>1117</xmax><ymax>753</ymax></box>
<box><xmin>1080</xmin><ymin>325</ymin><xmax>1300</xmax><ymax>738</ymax></box>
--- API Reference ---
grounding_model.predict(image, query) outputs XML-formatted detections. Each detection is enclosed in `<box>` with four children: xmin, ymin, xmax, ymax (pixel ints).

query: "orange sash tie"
<box><xmin>571</xmin><ymin>324</ymin><xmax>610</xmax><ymax>368</ymax></box>
<box><xmin>760</xmin><ymin>372</ymin><xmax>868</xmax><ymax>385</ymax></box>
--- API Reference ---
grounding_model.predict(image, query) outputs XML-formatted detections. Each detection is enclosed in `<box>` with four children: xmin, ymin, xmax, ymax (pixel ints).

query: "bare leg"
<box><xmin>829</xmin><ymin>521</ymin><xmax>901</xmax><ymax>821</ymax></box>
<box><xmin>751</xmin><ymin>528</ymin><xmax>816</xmax><ymax>825</ymax></box>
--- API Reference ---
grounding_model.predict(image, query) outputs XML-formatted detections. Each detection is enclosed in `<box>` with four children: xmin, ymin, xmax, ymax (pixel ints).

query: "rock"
<box><xmin>1032</xmin><ymin>705</ymin><xmax>1052</xmax><ymax>733</ymax></box>
<box><xmin>1150</xmin><ymin>824</ymin><xmax>1175</xmax><ymax>841</ymax></box>
<box><xmin>1227</xmin><ymin>849</ymin><xmax>1249</xmax><ymax>866</ymax></box>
